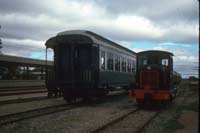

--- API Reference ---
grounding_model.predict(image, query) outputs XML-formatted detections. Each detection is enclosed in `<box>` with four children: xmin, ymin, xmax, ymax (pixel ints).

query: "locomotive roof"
<box><xmin>137</xmin><ymin>50</ymin><xmax>174</xmax><ymax>56</ymax></box>
<box><xmin>45</xmin><ymin>30</ymin><xmax>136</xmax><ymax>55</ymax></box>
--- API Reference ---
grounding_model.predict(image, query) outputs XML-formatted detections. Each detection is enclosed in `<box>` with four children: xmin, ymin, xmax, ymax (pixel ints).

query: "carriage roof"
<box><xmin>45</xmin><ymin>30</ymin><xmax>136</xmax><ymax>55</ymax></box>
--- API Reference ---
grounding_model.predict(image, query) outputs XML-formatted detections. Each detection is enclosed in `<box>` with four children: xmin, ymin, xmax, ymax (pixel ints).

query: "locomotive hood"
<box><xmin>137</xmin><ymin>50</ymin><xmax>174</xmax><ymax>56</ymax></box>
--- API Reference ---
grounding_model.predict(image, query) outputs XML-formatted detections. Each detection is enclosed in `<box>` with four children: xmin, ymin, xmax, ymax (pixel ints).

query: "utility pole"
<box><xmin>0</xmin><ymin>25</ymin><xmax>2</xmax><ymax>54</ymax></box>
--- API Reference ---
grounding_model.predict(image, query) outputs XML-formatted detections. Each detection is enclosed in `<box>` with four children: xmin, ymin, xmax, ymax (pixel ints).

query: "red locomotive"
<box><xmin>129</xmin><ymin>50</ymin><xmax>181</xmax><ymax>104</ymax></box>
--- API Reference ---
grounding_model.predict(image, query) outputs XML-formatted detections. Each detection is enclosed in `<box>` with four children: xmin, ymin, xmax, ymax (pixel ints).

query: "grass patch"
<box><xmin>157</xmin><ymin>101</ymin><xmax>198</xmax><ymax>133</ymax></box>
<box><xmin>178</xmin><ymin>101</ymin><xmax>199</xmax><ymax>112</ymax></box>
<box><xmin>162</xmin><ymin>118</ymin><xmax>184</xmax><ymax>132</ymax></box>
<box><xmin>146</xmin><ymin>80</ymin><xmax>198</xmax><ymax>133</ymax></box>
<box><xmin>159</xmin><ymin>108</ymin><xmax>184</xmax><ymax>133</ymax></box>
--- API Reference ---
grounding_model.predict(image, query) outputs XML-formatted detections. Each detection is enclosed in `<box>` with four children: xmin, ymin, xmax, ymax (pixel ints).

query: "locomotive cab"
<box><xmin>129</xmin><ymin>50</ymin><xmax>175</xmax><ymax>104</ymax></box>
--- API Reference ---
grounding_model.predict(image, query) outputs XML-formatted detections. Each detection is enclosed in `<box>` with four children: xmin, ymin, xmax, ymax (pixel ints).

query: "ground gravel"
<box><xmin>100</xmin><ymin>110</ymin><xmax>157</xmax><ymax>133</ymax></box>
<box><xmin>0</xmin><ymin>95</ymin><xmax>136</xmax><ymax>133</ymax></box>
<box><xmin>0</xmin><ymin>97</ymin><xmax>65</xmax><ymax>116</ymax></box>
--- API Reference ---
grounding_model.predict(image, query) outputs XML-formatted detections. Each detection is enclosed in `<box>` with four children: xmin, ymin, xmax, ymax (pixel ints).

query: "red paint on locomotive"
<box><xmin>128</xmin><ymin>50</ymin><xmax>180</xmax><ymax>104</ymax></box>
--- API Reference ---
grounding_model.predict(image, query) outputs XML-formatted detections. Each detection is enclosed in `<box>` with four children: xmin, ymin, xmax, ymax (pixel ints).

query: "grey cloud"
<box><xmin>3</xmin><ymin>43</ymin><xmax>42</xmax><ymax>56</ymax></box>
<box><xmin>0</xmin><ymin>12</ymin><xmax>63</xmax><ymax>40</ymax></box>
<box><xmin>0</xmin><ymin>0</ymin><xmax>198</xmax><ymax>78</ymax></box>
<box><xmin>0</xmin><ymin>0</ymin><xmax>49</xmax><ymax>16</ymax></box>
<box><xmin>96</xmin><ymin>0</ymin><xmax>198</xmax><ymax>23</ymax></box>
<box><xmin>2</xmin><ymin>39</ymin><xmax>45</xmax><ymax>57</ymax></box>
<box><xmin>0</xmin><ymin>0</ymin><xmax>198</xmax><ymax>44</ymax></box>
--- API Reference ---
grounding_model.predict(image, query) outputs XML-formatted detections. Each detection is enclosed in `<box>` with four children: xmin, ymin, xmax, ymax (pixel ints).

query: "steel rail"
<box><xmin>91</xmin><ymin>108</ymin><xmax>139</xmax><ymax>132</ymax></box>
<box><xmin>0</xmin><ymin>103</ymin><xmax>77</xmax><ymax>126</ymax></box>
<box><xmin>0</xmin><ymin>90</ymin><xmax>47</xmax><ymax>96</ymax></box>
<box><xmin>0</xmin><ymin>90</ymin><xmax>128</xmax><ymax>127</ymax></box>
<box><xmin>0</xmin><ymin>96</ymin><xmax>49</xmax><ymax>105</ymax></box>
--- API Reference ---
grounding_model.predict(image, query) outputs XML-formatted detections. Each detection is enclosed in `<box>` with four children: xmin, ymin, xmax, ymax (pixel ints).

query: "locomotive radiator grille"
<box><xmin>140</xmin><ymin>71</ymin><xmax>159</xmax><ymax>89</ymax></box>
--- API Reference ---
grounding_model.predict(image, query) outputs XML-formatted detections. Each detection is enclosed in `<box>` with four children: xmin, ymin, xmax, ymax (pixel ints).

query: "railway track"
<box><xmin>0</xmin><ymin>90</ymin><xmax>127</xmax><ymax>127</ymax></box>
<box><xmin>0</xmin><ymin>86</ymin><xmax>47</xmax><ymax>96</ymax></box>
<box><xmin>135</xmin><ymin>110</ymin><xmax>161</xmax><ymax>133</ymax></box>
<box><xmin>0</xmin><ymin>103</ymin><xmax>79</xmax><ymax>127</ymax></box>
<box><xmin>0</xmin><ymin>90</ymin><xmax>47</xmax><ymax>96</ymax></box>
<box><xmin>92</xmin><ymin>108</ymin><xmax>161</xmax><ymax>133</ymax></box>
<box><xmin>0</xmin><ymin>90</ymin><xmax>126</xmax><ymax>106</ymax></box>
<box><xmin>0</xmin><ymin>85</ymin><xmax>45</xmax><ymax>91</ymax></box>
<box><xmin>92</xmin><ymin>82</ymin><xmax>187</xmax><ymax>132</ymax></box>
<box><xmin>0</xmin><ymin>96</ymin><xmax>49</xmax><ymax>105</ymax></box>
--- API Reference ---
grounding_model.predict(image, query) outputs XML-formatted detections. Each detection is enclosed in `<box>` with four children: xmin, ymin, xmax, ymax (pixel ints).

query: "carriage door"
<box><xmin>73</xmin><ymin>45</ymin><xmax>92</xmax><ymax>82</ymax></box>
<box><xmin>55</xmin><ymin>45</ymin><xmax>70</xmax><ymax>81</ymax></box>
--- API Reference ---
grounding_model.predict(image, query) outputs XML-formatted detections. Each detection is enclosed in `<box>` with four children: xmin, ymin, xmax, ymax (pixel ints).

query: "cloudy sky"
<box><xmin>0</xmin><ymin>0</ymin><xmax>199</xmax><ymax>78</ymax></box>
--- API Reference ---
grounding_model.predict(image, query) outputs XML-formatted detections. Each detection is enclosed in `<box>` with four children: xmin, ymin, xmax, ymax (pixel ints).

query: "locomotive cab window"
<box><xmin>161</xmin><ymin>59</ymin><xmax>169</xmax><ymax>66</ymax></box>
<box><xmin>143</xmin><ymin>60</ymin><xmax>147</xmax><ymax>65</ymax></box>
<box><xmin>138</xmin><ymin>56</ymin><xmax>148</xmax><ymax>67</ymax></box>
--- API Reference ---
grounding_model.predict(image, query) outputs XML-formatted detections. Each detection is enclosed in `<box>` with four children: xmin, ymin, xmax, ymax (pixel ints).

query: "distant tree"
<box><xmin>0</xmin><ymin>25</ymin><xmax>2</xmax><ymax>54</ymax></box>
<box><xmin>189</xmin><ymin>76</ymin><xmax>198</xmax><ymax>81</ymax></box>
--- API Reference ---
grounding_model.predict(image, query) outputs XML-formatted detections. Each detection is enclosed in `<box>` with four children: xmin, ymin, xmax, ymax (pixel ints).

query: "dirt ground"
<box><xmin>175</xmin><ymin>82</ymin><xmax>199</xmax><ymax>133</ymax></box>
<box><xmin>143</xmin><ymin>79</ymin><xmax>199</xmax><ymax>133</ymax></box>
<box><xmin>176</xmin><ymin>110</ymin><xmax>198</xmax><ymax>133</ymax></box>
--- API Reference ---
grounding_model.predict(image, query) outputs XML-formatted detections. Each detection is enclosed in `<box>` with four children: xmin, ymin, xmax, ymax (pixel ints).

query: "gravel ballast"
<box><xmin>0</xmin><ymin>94</ymin><xmax>136</xmax><ymax>133</ymax></box>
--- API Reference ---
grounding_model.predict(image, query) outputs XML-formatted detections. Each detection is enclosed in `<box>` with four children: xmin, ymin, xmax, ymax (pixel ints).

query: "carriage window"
<box><xmin>127</xmin><ymin>59</ymin><xmax>131</xmax><ymax>72</ymax></box>
<box><xmin>101</xmin><ymin>51</ymin><xmax>105</xmax><ymax>70</ymax></box>
<box><xmin>107</xmin><ymin>52</ymin><xmax>114</xmax><ymax>70</ymax></box>
<box><xmin>115</xmin><ymin>55</ymin><xmax>120</xmax><ymax>72</ymax></box>
<box><xmin>162</xmin><ymin>59</ymin><xmax>169</xmax><ymax>66</ymax></box>
<box><xmin>74</xmin><ymin>48</ymin><xmax>79</xmax><ymax>58</ymax></box>
<box><xmin>132</xmin><ymin>60</ymin><xmax>136</xmax><ymax>72</ymax></box>
<box><xmin>74</xmin><ymin>48</ymin><xmax>79</xmax><ymax>67</ymax></box>
<box><xmin>122</xmin><ymin>57</ymin><xmax>126</xmax><ymax>72</ymax></box>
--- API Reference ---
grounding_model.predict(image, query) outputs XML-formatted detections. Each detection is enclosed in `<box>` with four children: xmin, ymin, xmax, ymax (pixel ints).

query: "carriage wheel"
<box><xmin>136</xmin><ymin>99</ymin><xmax>144</xmax><ymax>105</ymax></box>
<box><xmin>48</xmin><ymin>91</ymin><xmax>53</xmax><ymax>98</ymax></box>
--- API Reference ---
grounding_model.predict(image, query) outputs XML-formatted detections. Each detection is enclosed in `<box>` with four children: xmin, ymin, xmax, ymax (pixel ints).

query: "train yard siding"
<box><xmin>0</xmin><ymin>94</ymin><xmax>135</xmax><ymax>132</ymax></box>
<box><xmin>0</xmin><ymin>80</ymin><xmax>198</xmax><ymax>132</ymax></box>
<box><xmin>96</xmin><ymin>110</ymin><xmax>158</xmax><ymax>133</ymax></box>
<box><xmin>0</xmin><ymin>97</ymin><xmax>64</xmax><ymax>117</ymax></box>
<box><xmin>0</xmin><ymin>92</ymin><xmax>48</xmax><ymax>103</ymax></box>
<box><xmin>0</xmin><ymin>80</ymin><xmax>45</xmax><ymax>88</ymax></box>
